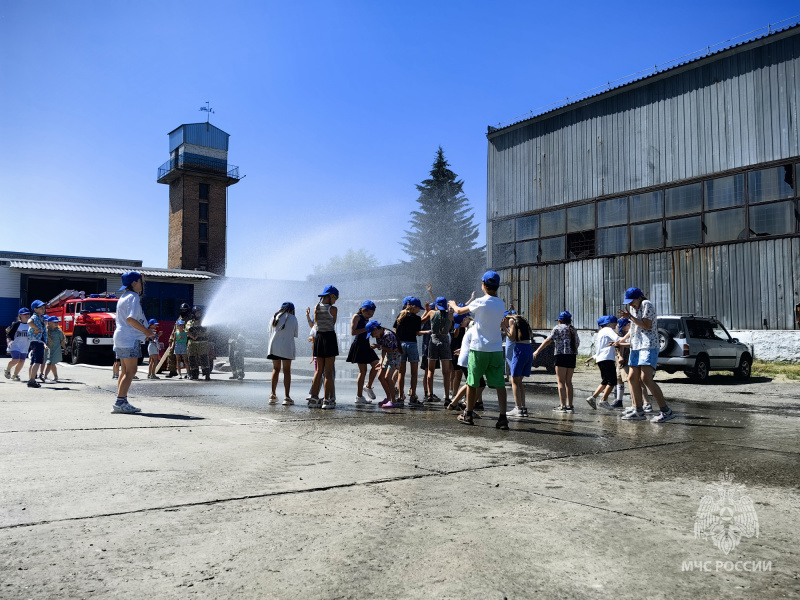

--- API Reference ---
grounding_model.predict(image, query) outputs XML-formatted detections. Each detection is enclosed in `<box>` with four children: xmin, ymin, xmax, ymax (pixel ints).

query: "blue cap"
<box><xmin>482</xmin><ymin>270</ymin><xmax>501</xmax><ymax>286</ymax></box>
<box><xmin>623</xmin><ymin>287</ymin><xmax>644</xmax><ymax>304</ymax></box>
<box><xmin>365</xmin><ymin>320</ymin><xmax>382</xmax><ymax>339</ymax></box>
<box><xmin>617</xmin><ymin>318</ymin><xmax>630</xmax><ymax>330</ymax></box>
<box><xmin>607</xmin><ymin>315</ymin><xmax>618</xmax><ymax>325</ymax></box>
<box><xmin>504</xmin><ymin>310</ymin><xmax>517</xmax><ymax>318</ymax></box>
<box><xmin>405</xmin><ymin>297</ymin><xmax>422</xmax><ymax>309</ymax></box>
<box><xmin>318</xmin><ymin>285</ymin><xmax>339</xmax><ymax>298</ymax></box>
<box><xmin>434</xmin><ymin>296</ymin><xmax>447</xmax><ymax>310</ymax></box>
<box><xmin>31</xmin><ymin>300</ymin><xmax>45</xmax><ymax>310</ymax></box>
<box><xmin>119</xmin><ymin>270</ymin><xmax>142</xmax><ymax>291</ymax></box>
<box><xmin>558</xmin><ymin>311</ymin><xmax>572</xmax><ymax>324</ymax></box>
<box><xmin>281</xmin><ymin>302</ymin><xmax>295</xmax><ymax>312</ymax></box>
<box><xmin>49</xmin><ymin>316</ymin><xmax>61</xmax><ymax>323</ymax></box>
<box><xmin>597</xmin><ymin>316</ymin><xmax>609</xmax><ymax>327</ymax></box>
<box><xmin>148</xmin><ymin>319</ymin><xmax>159</xmax><ymax>326</ymax></box>
<box><xmin>453</xmin><ymin>313</ymin><xmax>466</xmax><ymax>326</ymax></box>
<box><xmin>18</xmin><ymin>308</ymin><xmax>31</xmax><ymax>315</ymax></box>
<box><xmin>176</xmin><ymin>319</ymin><xmax>185</xmax><ymax>325</ymax></box>
<box><xmin>361</xmin><ymin>300</ymin><xmax>376</xmax><ymax>311</ymax></box>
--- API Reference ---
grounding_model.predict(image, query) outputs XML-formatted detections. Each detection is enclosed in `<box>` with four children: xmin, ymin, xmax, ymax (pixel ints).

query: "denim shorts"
<box><xmin>115</xmin><ymin>345</ymin><xmax>142</xmax><ymax>360</ymax></box>
<box><xmin>400</xmin><ymin>341</ymin><xmax>419</xmax><ymax>363</ymax></box>
<box><xmin>29</xmin><ymin>342</ymin><xmax>45</xmax><ymax>365</ymax></box>
<box><xmin>629</xmin><ymin>349</ymin><xmax>658</xmax><ymax>369</ymax></box>
<box><xmin>9</xmin><ymin>350</ymin><xmax>27</xmax><ymax>360</ymax></box>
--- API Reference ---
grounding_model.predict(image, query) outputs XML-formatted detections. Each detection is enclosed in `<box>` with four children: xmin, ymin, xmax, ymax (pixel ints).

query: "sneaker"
<box><xmin>394</xmin><ymin>397</ymin><xmax>405</xmax><ymax>406</ymax></box>
<box><xmin>112</xmin><ymin>402</ymin><xmax>140</xmax><ymax>414</ymax></box>
<box><xmin>610</xmin><ymin>400</ymin><xmax>623</xmax><ymax>409</ymax></box>
<box><xmin>13</xmin><ymin>375</ymin><xmax>21</xmax><ymax>382</ymax></box>
<box><xmin>651</xmin><ymin>408</ymin><xmax>676</xmax><ymax>423</ymax></box>
<box><xmin>354</xmin><ymin>396</ymin><xmax>371</xmax><ymax>406</ymax></box>
<box><xmin>112</xmin><ymin>373</ymin><xmax>119</xmax><ymax>380</ymax></box>
<box><xmin>597</xmin><ymin>400</ymin><xmax>613</xmax><ymax>410</ymax></box>
<box><xmin>642</xmin><ymin>403</ymin><xmax>653</xmax><ymax>413</ymax></box>
<box><xmin>38</xmin><ymin>374</ymin><xmax>45</xmax><ymax>382</ymax></box>
<box><xmin>552</xmin><ymin>405</ymin><xmax>567</xmax><ymax>413</ymax></box>
<box><xmin>586</xmin><ymin>396</ymin><xmax>597</xmax><ymax>409</ymax></box>
<box><xmin>379</xmin><ymin>399</ymin><xmax>396</xmax><ymax>408</ymax></box>
<box><xmin>409</xmin><ymin>392</ymin><xmax>419</xmax><ymax>401</ymax></box>
<box><xmin>364</xmin><ymin>387</ymin><xmax>376</xmax><ymax>400</ymax></box>
<box><xmin>282</xmin><ymin>397</ymin><xmax>294</xmax><ymax>406</ymax></box>
<box><xmin>506</xmin><ymin>406</ymin><xmax>527</xmax><ymax>418</ymax></box>
<box><xmin>564</xmin><ymin>406</ymin><xmax>574</xmax><ymax>413</ymax></box>
<box><xmin>457</xmin><ymin>411</ymin><xmax>474</xmax><ymax>426</ymax></box>
<box><xmin>3</xmin><ymin>370</ymin><xmax>10</xmax><ymax>379</ymax></box>
<box><xmin>408</xmin><ymin>398</ymin><xmax>424</xmax><ymax>407</ymax></box>
<box><xmin>621</xmin><ymin>406</ymin><xmax>637</xmax><ymax>416</ymax></box>
<box><xmin>268</xmin><ymin>394</ymin><xmax>279</xmax><ymax>405</ymax></box>
<box><xmin>495</xmin><ymin>417</ymin><xmax>509</xmax><ymax>430</ymax></box>
<box><xmin>53</xmin><ymin>377</ymin><xmax>59</xmax><ymax>383</ymax></box>
<box><xmin>621</xmin><ymin>410</ymin><xmax>647</xmax><ymax>421</ymax></box>
<box><xmin>27</xmin><ymin>379</ymin><xmax>41</xmax><ymax>388</ymax></box>
<box><xmin>307</xmin><ymin>397</ymin><xmax>322</xmax><ymax>408</ymax></box>
<box><xmin>321</xmin><ymin>400</ymin><xmax>336</xmax><ymax>410</ymax></box>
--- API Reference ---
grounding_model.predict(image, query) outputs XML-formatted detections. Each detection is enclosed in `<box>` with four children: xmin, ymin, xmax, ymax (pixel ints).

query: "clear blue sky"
<box><xmin>1</xmin><ymin>1</ymin><xmax>796</xmax><ymax>279</ymax></box>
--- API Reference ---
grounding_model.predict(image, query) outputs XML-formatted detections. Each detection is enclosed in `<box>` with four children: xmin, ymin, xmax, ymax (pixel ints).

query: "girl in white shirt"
<box><xmin>268</xmin><ymin>302</ymin><xmax>299</xmax><ymax>405</ymax></box>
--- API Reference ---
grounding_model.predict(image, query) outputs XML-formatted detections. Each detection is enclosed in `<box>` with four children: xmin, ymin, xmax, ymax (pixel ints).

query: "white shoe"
<box><xmin>621</xmin><ymin>410</ymin><xmax>646</xmax><ymax>421</ymax></box>
<box><xmin>364</xmin><ymin>387</ymin><xmax>376</xmax><ymax>400</ymax></box>
<box><xmin>642</xmin><ymin>403</ymin><xmax>653</xmax><ymax>413</ymax></box>
<box><xmin>506</xmin><ymin>406</ymin><xmax>528</xmax><ymax>418</ymax></box>
<box><xmin>307</xmin><ymin>397</ymin><xmax>322</xmax><ymax>408</ymax></box>
<box><xmin>597</xmin><ymin>400</ymin><xmax>613</xmax><ymax>410</ymax></box>
<box><xmin>112</xmin><ymin>402</ymin><xmax>141</xmax><ymax>414</ymax></box>
<box><xmin>3</xmin><ymin>370</ymin><xmax>10</xmax><ymax>379</ymax></box>
<box><xmin>269</xmin><ymin>394</ymin><xmax>279</xmax><ymax>405</ymax></box>
<box><xmin>586</xmin><ymin>396</ymin><xmax>597</xmax><ymax>409</ymax></box>
<box><xmin>282</xmin><ymin>397</ymin><xmax>294</xmax><ymax>406</ymax></box>
<box><xmin>321</xmin><ymin>399</ymin><xmax>336</xmax><ymax>409</ymax></box>
<box><xmin>355</xmin><ymin>396</ymin><xmax>371</xmax><ymax>405</ymax></box>
<box><xmin>651</xmin><ymin>408</ymin><xmax>676</xmax><ymax>423</ymax></box>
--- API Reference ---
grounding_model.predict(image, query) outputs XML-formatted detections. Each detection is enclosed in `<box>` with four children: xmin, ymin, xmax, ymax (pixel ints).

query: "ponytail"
<box><xmin>569</xmin><ymin>325</ymin><xmax>578</xmax><ymax>353</ymax></box>
<box><xmin>272</xmin><ymin>306</ymin><xmax>289</xmax><ymax>329</ymax></box>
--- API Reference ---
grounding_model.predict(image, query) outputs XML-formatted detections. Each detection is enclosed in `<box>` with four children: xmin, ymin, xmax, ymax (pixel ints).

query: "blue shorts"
<box><xmin>115</xmin><ymin>345</ymin><xmax>142</xmax><ymax>360</ymax></box>
<box><xmin>400</xmin><ymin>341</ymin><xmax>419</xmax><ymax>363</ymax></box>
<box><xmin>509</xmin><ymin>343</ymin><xmax>533</xmax><ymax>378</ymax></box>
<box><xmin>9</xmin><ymin>350</ymin><xmax>27</xmax><ymax>360</ymax></box>
<box><xmin>29</xmin><ymin>341</ymin><xmax>45</xmax><ymax>365</ymax></box>
<box><xmin>629</xmin><ymin>349</ymin><xmax>658</xmax><ymax>369</ymax></box>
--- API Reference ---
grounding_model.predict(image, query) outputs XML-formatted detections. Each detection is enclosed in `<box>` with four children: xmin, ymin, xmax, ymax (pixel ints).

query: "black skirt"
<box><xmin>554</xmin><ymin>353</ymin><xmax>577</xmax><ymax>369</ymax></box>
<box><xmin>346</xmin><ymin>335</ymin><xmax>378</xmax><ymax>365</ymax></box>
<box><xmin>313</xmin><ymin>330</ymin><xmax>339</xmax><ymax>358</ymax></box>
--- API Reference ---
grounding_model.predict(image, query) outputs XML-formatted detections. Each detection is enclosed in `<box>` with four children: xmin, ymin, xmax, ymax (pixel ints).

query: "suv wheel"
<box><xmin>734</xmin><ymin>354</ymin><xmax>752</xmax><ymax>380</ymax></box>
<box><xmin>689</xmin><ymin>356</ymin><xmax>710</xmax><ymax>382</ymax></box>
<box><xmin>657</xmin><ymin>329</ymin><xmax>675</xmax><ymax>356</ymax></box>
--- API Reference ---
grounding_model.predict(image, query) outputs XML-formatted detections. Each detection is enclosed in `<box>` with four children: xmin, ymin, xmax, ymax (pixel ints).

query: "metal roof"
<box><xmin>488</xmin><ymin>21</ymin><xmax>800</xmax><ymax>137</ymax></box>
<box><xmin>7</xmin><ymin>260</ymin><xmax>214</xmax><ymax>280</ymax></box>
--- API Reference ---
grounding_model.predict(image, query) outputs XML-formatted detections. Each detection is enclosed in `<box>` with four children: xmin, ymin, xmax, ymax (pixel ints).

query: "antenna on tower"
<box><xmin>199</xmin><ymin>101</ymin><xmax>215</xmax><ymax>129</ymax></box>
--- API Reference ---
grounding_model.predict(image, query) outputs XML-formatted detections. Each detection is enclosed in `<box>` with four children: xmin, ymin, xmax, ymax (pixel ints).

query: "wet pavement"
<box><xmin>1</xmin><ymin>362</ymin><xmax>798</xmax><ymax>598</ymax></box>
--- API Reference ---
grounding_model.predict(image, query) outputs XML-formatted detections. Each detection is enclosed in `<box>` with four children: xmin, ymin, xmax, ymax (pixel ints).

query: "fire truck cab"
<box><xmin>46</xmin><ymin>290</ymin><xmax>119</xmax><ymax>364</ymax></box>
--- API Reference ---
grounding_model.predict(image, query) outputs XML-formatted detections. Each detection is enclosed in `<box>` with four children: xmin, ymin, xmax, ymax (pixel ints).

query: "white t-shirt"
<box><xmin>457</xmin><ymin>326</ymin><xmax>475</xmax><ymax>368</ymax></box>
<box><xmin>268</xmin><ymin>313</ymin><xmax>299</xmax><ymax>360</ymax></box>
<box><xmin>113</xmin><ymin>291</ymin><xmax>148</xmax><ymax>348</ymax></box>
<box><xmin>593</xmin><ymin>326</ymin><xmax>619</xmax><ymax>362</ymax></box>
<box><xmin>8</xmin><ymin>322</ymin><xmax>30</xmax><ymax>353</ymax></box>
<box><xmin>467</xmin><ymin>294</ymin><xmax>505</xmax><ymax>353</ymax></box>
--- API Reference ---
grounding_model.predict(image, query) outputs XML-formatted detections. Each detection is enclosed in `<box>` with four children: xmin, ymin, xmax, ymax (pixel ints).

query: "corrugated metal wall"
<box><xmin>512</xmin><ymin>239</ymin><xmax>799</xmax><ymax>331</ymax></box>
<box><xmin>169</xmin><ymin>124</ymin><xmax>230</xmax><ymax>152</ymax></box>
<box><xmin>487</xmin><ymin>31</ymin><xmax>800</xmax><ymax>222</ymax></box>
<box><xmin>0</xmin><ymin>266</ymin><xmax>21</xmax><ymax>299</ymax></box>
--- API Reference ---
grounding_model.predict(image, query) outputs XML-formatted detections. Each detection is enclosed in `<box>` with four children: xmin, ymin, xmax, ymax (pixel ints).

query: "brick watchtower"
<box><xmin>157</xmin><ymin>123</ymin><xmax>241</xmax><ymax>275</ymax></box>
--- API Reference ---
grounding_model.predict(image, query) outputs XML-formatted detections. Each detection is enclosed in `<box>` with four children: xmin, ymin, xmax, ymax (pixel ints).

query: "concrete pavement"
<box><xmin>1</xmin><ymin>360</ymin><xmax>798</xmax><ymax>599</ymax></box>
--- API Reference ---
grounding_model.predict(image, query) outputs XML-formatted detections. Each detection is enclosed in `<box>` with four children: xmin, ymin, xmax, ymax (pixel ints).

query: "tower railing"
<box><xmin>157</xmin><ymin>154</ymin><xmax>241</xmax><ymax>180</ymax></box>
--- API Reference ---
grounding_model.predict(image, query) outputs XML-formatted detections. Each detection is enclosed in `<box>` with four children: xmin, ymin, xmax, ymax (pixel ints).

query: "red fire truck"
<box><xmin>46</xmin><ymin>290</ymin><xmax>119</xmax><ymax>364</ymax></box>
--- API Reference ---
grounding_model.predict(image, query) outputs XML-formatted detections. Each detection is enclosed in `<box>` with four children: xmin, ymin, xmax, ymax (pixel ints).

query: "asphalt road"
<box><xmin>1</xmin><ymin>360</ymin><xmax>798</xmax><ymax>599</ymax></box>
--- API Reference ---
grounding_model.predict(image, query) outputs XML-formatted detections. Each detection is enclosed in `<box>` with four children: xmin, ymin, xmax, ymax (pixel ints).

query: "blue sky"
<box><xmin>1</xmin><ymin>1</ymin><xmax>796</xmax><ymax>279</ymax></box>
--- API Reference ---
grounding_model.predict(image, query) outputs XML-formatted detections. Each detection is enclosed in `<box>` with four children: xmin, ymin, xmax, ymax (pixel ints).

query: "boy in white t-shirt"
<box><xmin>585</xmin><ymin>316</ymin><xmax>619</xmax><ymax>410</ymax></box>
<box><xmin>449</xmin><ymin>270</ymin><xmax>509</xmax><ymax>430</ymax></box>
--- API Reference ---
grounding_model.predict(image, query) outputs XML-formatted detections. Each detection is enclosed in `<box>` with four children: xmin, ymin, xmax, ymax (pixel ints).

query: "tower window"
<box><xmin>199</xmin><ymin>202</ymin><xmax>209</xmax><ymax>220</ymax></box>
<box><xmin>199</xmin><ymin>183</ymin><xmax>210</xmax><ymax>200</ymax></box>
<box><xmin>198</xmin><ymin>243</ymin><xmax>208</xmax><ymax>259</ymax></box>
<box><xmin>199</xmin><ymin>223</ymin><xmax>208</xmax><ymax>240</ymax></box>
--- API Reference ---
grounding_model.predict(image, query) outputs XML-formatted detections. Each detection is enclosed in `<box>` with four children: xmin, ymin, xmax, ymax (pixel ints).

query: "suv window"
<box><xmin>711</xmin><ymin>322</ymin><xmax>731</xmax><ymax>342</ymax></box>
<box><xmin>686</xmin><ymin>319</ymin><xmax>714</xmax><ymax>339</ymax></box>
<box><xmin>658</xmin><ymin>318</ymin><xmax>681</xmax><ymax>338</ymax></box>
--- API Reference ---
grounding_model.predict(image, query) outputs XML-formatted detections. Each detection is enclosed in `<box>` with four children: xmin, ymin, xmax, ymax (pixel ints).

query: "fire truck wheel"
<box><xmin>71</xmin><ymin>337</ymin><xmax>85</xmax><ymax>365</ymax></box>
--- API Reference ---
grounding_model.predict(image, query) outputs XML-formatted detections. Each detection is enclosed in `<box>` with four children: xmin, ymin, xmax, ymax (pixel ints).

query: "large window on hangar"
<box><xmin>492</xmin><ymin>160</ymin><xmax>799</xmax><ymax>266</ymax></box>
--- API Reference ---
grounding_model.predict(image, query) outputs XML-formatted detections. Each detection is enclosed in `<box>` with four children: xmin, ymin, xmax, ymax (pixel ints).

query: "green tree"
<box><xmin>311</xmin><ymin>248</ymin><xmax>380</xmax><ymax>277</ymax></box>
<box><xmin>401</xmin><ymin>147</ymin><xmax>486</xmax><ymax>301</ymax></box>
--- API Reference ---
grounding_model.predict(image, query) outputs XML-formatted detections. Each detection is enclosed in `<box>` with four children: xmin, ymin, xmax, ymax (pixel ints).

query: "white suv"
<box><xmin>656</xmin><ymin>315</ymin><xmax>754</xmax><ymax>382</ymax></box>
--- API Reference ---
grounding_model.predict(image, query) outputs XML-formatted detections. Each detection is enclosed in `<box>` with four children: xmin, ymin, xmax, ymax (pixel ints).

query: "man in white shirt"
<box><xmin>449</xmin><ymin>271</ymin><xmax>509</xmax><ymax>429</ymax></box>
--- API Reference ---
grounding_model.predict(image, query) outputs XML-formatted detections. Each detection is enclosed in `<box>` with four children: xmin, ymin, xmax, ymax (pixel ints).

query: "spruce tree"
<box><xmin>401</xmin><ymin>147</ymin><xmax>486</xmax><ymax>301</ymax></box>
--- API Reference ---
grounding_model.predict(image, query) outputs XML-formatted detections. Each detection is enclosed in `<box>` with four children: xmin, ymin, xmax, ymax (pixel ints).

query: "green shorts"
<box><xmin>467</xmin><ymin>350</ymin><xmax>505</xmax><ymax>389</ymax></box>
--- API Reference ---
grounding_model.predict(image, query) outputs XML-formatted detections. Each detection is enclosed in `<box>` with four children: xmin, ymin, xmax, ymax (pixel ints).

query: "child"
<box><xmin>268</xmin><ymin>302</ymin><xmax>299</xmax><ymax>405</ymax></box>
<box><xmin>44</xmin><ymin>316</ymin><xmax>66</xmax><ymax>382</ymax></box>
<box><xmin>447</xmin><ymin>319</ymin><xmax>486</xmax><ymax>414</ymax></box>
<box><xmin>393</xmin><ymin>297</ymin><xmax>426</xmax><ymax>406</ymax></box>
<box><xmin>147</xmin><ymin>320</ymin><xmax>161</xmax><ymax>379</ymax></box>
<box><xmin>534</xmin><ymin>311</ymin><xmax>579</xmax><ymax>413</ymax></box>
<box><xmin>585</xmin><ymin>316</ymin><xmax>619</xmax><ymax>410</ymax></box>
<box><xmin>365</xmin><ymin>320</ymin><xmax>401</xmax><ymax>408</ymax></box>
<box><xmin>4</xmin><ymin>308</ymin><xmax>31</xmax><ymax>381</ymax></box>
<box><xmin>346</xmin><ymin>300</ymin><xmax>379</xmax><ymax>405</ymax></box>
<box><xmin>448</xmin><ymin>313</ymin><xmax>469</xmax><ymax>403</ymax></box>
<box><xmin>25</xmin><ymin>300</ymin><xmax>48</xmax><ymax>389</ymax></box>
<box><xmin>308</xmin><ymin>285</ymin><xmax>339</xmax><ymax>409</ymax></box>
<box><xmin>112</xmin><ymin>271</ymin><xmax>156</xmax><ymax>414</ymax></box>
<box><xmin>504</xmin><ymin>310</ymin><xmax>534</xmax><ymax>418</ymax></box>
<box><xmin>173</xmin><ymin>320</ymin><xmax>188</xmax><ymax>379</ymax></box>
<box><xmin>449</xmin><ymin>271</ymin><xmax>509</xmax><ymax>430</ymax></box>
<box><xmin>613</xmin><ymin>318</ymin><xmax>652</xmax><ymax>410</ymax></box>
<box><xmin>426</xmin><ymin>296</ymin><xmax>454</xmax><ymax>404</ymax></box>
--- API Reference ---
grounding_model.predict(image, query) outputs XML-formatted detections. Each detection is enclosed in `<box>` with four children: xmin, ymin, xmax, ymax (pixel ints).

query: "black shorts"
<box><xmin>554</xmin><ymin>353</ymin><xmax>577</xmax><ymax>369</ymax></box>
<box><xmin>597</xmin><ymin>360</ymin><xmax>616</xmax><ymax>386</ymax></box>
<box><xmin>29</xmin><ymin>341</ymin><xmax>45</xmax><ymax>365</ymax></box>
<box><xmin>313</xmin><ymin>331</ymin><xmax>339</xmax><ymax>359</ymax></box>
